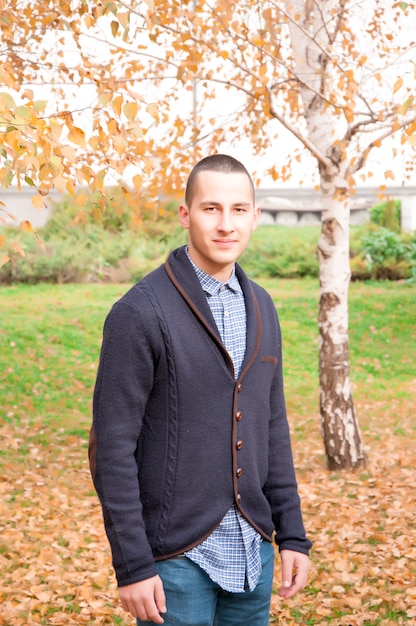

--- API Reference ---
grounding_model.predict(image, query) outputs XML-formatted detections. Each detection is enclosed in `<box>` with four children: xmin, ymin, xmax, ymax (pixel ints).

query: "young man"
<box><xmin>89</xmin><ymin>154</ymin><xmax>312</xmax><ymax>626</ymax></box>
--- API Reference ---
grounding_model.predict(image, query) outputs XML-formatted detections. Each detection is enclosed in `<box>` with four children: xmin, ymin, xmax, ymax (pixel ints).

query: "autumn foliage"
<box><xmin>1</xmin><ymin>1</ymin><xmax>415</xmax><ymax>226</ymax></box>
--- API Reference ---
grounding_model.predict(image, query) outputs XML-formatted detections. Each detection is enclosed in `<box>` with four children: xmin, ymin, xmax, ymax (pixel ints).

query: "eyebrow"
<box><xmin>199</xmin><ymin>201</ymin><xmax>252</xmax><ymax>207</ymax></box>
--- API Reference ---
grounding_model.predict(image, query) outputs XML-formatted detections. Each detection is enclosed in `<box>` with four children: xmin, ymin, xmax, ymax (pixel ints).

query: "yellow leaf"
<box><xmin>68</xmin><ymin>126</ymin><xmax>85</xmax><ymax>147</ymax></box>
<box><xmin>0</xmin><ymin>91</ymin><xmax>16</xmax><ymax>108</ymax></box>
<box><xmin>406</xmin><ymin>121</ymin><xmax>416</xmax><ymax>135</ymax></box>
<box><xmin>33</xmin><ymin>100</ymin><xmax>48</xmax><ymax>113</ymax></box>
<box><xmin>20</xmin><ymin>220</ymin><xmax>34</xmax><ymax>232</ymax></box>
<box><xmin>146</xmin><ymin>103</ymin><xmax>159</xmax><ymax>121</ymax></box>
<box><xmin>113</xmin><ymin>134</ymin><xmax>127</xmax><ymax>154</ymax></box>
<box><xmin>98</xmin><ymin>92</ymin><xmax>113</xmax><ymax>106</ymax></box>
<box><xmin>344</xmin><ymin>107</ymin><xmax>354</xmax><ymax>123</ymax></box>
<box><xmin>36</xmin><ymin>236</ymin><xmax>46</xmax><ymax>251</ymax></box>
<box><xmin>75</xmin><ymin>192</ymin><xmax>88</xmax><ymax>207</ymax></box>
<box><xmin>384</xmin><ymin>170</ymin><xmax>395</xmax><ymax>180</ymax></box>
<box><xmin>34</xmin><ymin>590</ymin><xmax>52</xmax><ymax>603</ymax></box>
<box><xmin>107</xmin><ymin>119</ymin><xmax>119</xmax><ymax>135</ymax></box>
<box><xmin>15</xmin><ymin>105</ymin><xmax>31</xmax><ymax>119</ymax></box>
<box><xmin>132</xmin><ymin>173</ymin><xmax>143</xmax><ymax>191</ymax></box>
<box><xmin>84</xmin><ymin>14</ymin><xmax>94</xmax><ymax>28</ymax></box>
<box><xmin>347</xmin><ymin>596</ymin><xmax>362</xmax><ymax>610</ymax></box>
<box><xmin>66</xmin><ymin>179</ymin><xmax>75</xmax><ymax>195</ymax></box>
<box><xmin>112</xmin><ymin>95</ymin><xmax>123</xmax><ymax>116</ymax></box>
<box><xmin>123</xmin><ymin>101</ymin><xmax>138</xmax><ymax>121</ymax></box>
<box><xmin>393</xmin><ymin>77</ymin><xmax>403</xmax><ymax>93</ymax></box>
<box><xmin>11</xmin><ymin>242</ymin><xmax>25</xmax><ymax>257</ymax></box>
<box><xmin>88</xmin><ymin>136</ymin><xmax>99</xmax><ymax>150</ymax></box>
<box><xmin>53</xmin><ymin>176</ymin><xmax>68</xmax><ymax>192</ymax></box>
<box><xmin>92</xmin><ymin>207</ymin><xmax>102</xmax><ymax>223</ymax></box>
<box><xmin>21</xmin><ymin>89</ymin><xmax>34</xmax><ymax>100</ymax></box>
<box><xmin>111</xmin><ymin>20</ymin><xmax>119</xmax><ymax>37</ymax></box>
<box><xmin>0</xmin><ymin>254</ymin><xmax>11</xmax><ymax>266</ymax></box>
<box><xmin>31</xmin><ymin>195</ymin><xmax>45</xmax><ymax>210</ymax></box>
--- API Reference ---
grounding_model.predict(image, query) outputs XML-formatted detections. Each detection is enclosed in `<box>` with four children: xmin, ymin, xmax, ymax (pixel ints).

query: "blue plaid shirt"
<box><xmin>185</xmin><ymin>252</ymin><xmax>263</xmax><ymax>592</ymax></box>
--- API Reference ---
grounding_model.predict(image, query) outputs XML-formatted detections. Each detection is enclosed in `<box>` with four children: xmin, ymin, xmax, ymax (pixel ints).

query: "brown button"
<box><xmin>236</xmin><ymin>467</ymin><xmax>243</xmax><ymax>478</ymax></box>
<box><xmin>236</xmin><ymin>493</ymin><xmax>241</xmax><ymax>502</ymax></box>
<box><xmin>237</xmin><ymin>383</ymin><xmax>242</xmax><ymax>392</ymax></box>
<box><xmin>235</xmin><ymin>411</ymin><xmax>243</xmax><ymax>421</ymax></box>
<box><xmin>236</xmin><ymin>440</ymin><xmax>243</xmax><ymax>450</ymax></box>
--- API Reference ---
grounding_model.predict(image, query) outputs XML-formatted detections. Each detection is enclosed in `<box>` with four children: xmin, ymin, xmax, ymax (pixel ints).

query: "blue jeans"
<box><xmin>137</xmin><ymin>540</ymin><xmax>274</xmax><ymax>626</ymax></box>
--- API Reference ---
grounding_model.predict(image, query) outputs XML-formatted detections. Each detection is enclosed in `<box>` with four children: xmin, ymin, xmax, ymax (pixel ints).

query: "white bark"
<box><xmin>317</xmin><ymin>183</ymin><xmax>367</xmax><ymax>470</ymax></box>
<box><xmin>286</xmin><ymin>0</ymin><xmax>367</xmax><ymax>469</ymax></box>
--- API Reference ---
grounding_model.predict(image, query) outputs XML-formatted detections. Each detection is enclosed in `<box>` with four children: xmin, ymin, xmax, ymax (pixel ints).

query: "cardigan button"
<box><xmin>235</xmin><ymin>411</ymin><xmax>243</xmax><ymax>421</ymax></box>
<box><xmin>236</xmin><ymin>440</ymin><xmax>243</xmax><ymax>450</ymax></box>
<box><xmin>236</xmin><ymin>493</ymin><xmax>241</xmax><ymax>502</ymax></box>
<box><xmin>237</xmin><ymin>383</ymin><xmax>243</xmax><ymax>392</ymax></box>
<box><xmin>236</xmin><ymin>467</ymin><xmax>243</xmax><ymax>478</ymax></box>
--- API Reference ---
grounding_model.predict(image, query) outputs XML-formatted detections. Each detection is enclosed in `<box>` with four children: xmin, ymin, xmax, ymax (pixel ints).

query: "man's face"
<box><xmin>179</xmin><ymin>170</ymin><xmax>260</xmax><ymax>281</ymax></box>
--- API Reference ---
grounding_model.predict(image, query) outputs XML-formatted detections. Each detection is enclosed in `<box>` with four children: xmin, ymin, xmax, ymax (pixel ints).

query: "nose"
<box><xmin>217</xmin><ymin>209</ymin><xmax>234</xmax><ymax>233</ymax></box>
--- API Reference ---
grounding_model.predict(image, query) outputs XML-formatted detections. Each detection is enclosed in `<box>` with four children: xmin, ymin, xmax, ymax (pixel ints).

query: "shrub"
<box><xmin>351</xmin><ymin>227</ymin><xmax>416</xmax><ymax>280</ymax></box>
<box><xmin>369</xmin><ymin>199</ymin><xmax>401</xmax><ymax>232</ymax></box>
<box><xmin>44</xmin><ymin>187</ymin><xmax>178</xmax><ymax>237</ymax></box>
<box><xmin>0</xmin><ymin>188</ymin><xmax>182</xmax><ymax>284</ymax></box>
<box><xmin>241</xmin><ymin>235</ymin><xmax>319</xmax><ymax>278</ymax></box>
<box><xmin>1</xmin><ymin>192</ymin><xmax>414</xmax><ymax>284</ymax></box>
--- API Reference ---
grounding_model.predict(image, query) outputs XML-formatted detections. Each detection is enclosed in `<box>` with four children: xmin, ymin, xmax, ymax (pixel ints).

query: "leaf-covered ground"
<box><xmin>270</xmin><ymin>380</ymin><xmax>416</xmax><ymax>625</ymax></box>
<box><xmin>1</xmin><ymin>282</ymin><xmax>415</xmax><ymax>625</ymax></box>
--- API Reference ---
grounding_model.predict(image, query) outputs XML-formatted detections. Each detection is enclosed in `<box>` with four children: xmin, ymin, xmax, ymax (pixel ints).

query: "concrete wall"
<box><xmin>1</xmin><ymin>188</ymin><xmax>59</xmax><ymax>229</ymax></box>
<box><xmin>401</xmin><ymin>195</ymin><xmax>416</xmax><ymax>233</ymax></box>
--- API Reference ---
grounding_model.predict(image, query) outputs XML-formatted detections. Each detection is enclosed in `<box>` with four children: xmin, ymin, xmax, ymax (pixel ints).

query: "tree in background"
<box><xmin>1</xmin><ymin>0</ymin><xmax>415</xmax><ymax>469</ymax></box>
<box><xmin>0</xmin><ymin>0</ymin><xmax>156</xmax><ymax>229</ymax></box>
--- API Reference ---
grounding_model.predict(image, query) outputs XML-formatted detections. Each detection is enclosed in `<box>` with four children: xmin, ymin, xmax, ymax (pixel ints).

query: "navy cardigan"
<box><xmin>89</xmin><ymin>246</ymin><xmax>312</xmax><ymax>587</ymax></box>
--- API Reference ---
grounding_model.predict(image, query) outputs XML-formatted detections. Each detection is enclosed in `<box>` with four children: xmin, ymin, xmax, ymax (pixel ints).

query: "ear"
<box><xmin>178</xmin><ymin>204</ymin><xmax>190</xmax><ymax>229</ymax></box>
<box><xmin>251</xmin><ymin>206</ymin><xmax>261</xmax><ymax>231</ymax></box>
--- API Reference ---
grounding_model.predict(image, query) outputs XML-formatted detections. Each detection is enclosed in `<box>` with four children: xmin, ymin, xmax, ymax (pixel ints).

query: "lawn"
<box><xmin>0</xmin><ymin>278</ymin><xmax>415</xmax><ymax>625</ymax></box>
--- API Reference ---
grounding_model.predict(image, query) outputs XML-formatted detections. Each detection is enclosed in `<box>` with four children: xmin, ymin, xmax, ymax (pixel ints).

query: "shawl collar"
<box><xmin>164</xmin><ymin>247</ymin><xmax>262</xmax><ymax>380</ymax></box>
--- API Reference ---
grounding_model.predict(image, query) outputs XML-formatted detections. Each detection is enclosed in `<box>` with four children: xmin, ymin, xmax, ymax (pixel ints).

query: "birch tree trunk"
<box><xmin>286</xmin><ymin>0</ymin><xmax>368</xmax><ymax>469</ymax></box>
<box><xmin>317</xmin><ymin>175</ymin><xmax>368</xmax><ymax>470</ymax></box>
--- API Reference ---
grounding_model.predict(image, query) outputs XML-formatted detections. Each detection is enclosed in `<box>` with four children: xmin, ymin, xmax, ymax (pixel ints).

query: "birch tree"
<box><xmin>1</xmin><ymin>0</ymin><xmax>415</xmax><ymax>469</ymax></box>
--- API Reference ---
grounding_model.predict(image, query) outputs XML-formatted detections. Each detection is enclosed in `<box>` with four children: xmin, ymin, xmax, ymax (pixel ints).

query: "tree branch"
<box><xmin>268</xmin><ymin>97</ymin><xmax>332</xmax><ymax>169</ymax></box>
<box><xmin>352</xmin><ymin>114</ymin><xmax>416</xmax><ymax>173</ymax></box>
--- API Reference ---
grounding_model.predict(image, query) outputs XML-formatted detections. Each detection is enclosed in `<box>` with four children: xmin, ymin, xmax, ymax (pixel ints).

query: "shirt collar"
<box><xmin>185</xmin><ymin>246</ymin><xmax>242</xmax><ymax>296</ymax></box>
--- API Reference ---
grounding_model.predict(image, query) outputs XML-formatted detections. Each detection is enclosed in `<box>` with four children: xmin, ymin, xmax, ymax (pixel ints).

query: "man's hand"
<box><xmin>119</xmin><ymin>575</ymin><xmax>166</xmax><ymax>624</ymax></box>
<box><xmin>278</xmin><ymin>549</ymin><xmax>310</xmax><ymax>600</ymax></box>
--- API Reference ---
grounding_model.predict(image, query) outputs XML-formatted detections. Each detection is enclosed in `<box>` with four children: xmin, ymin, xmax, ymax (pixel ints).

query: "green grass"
<box><xmin>0</xmin><ymin>283</ymin><xmax>125</xmax><ymax>431</ymax></box>
<box><xmin>1</xmin><ymin>278</ymin><xmax>415</xmax><ymax>435</ymax></box>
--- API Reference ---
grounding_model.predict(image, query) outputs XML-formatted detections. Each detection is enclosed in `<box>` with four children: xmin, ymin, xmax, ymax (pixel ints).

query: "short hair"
<box><xmin>185</xmin><ymin>154</ymin><xmax>255</xmax><ymax>206</ymax></box>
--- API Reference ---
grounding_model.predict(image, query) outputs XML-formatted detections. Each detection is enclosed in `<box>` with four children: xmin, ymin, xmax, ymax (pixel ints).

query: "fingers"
<box><xmin>154</xmin><ymin>575</ymin><xmax>167</xmax><ymax>616</ymax></box>
<box><xmin>278</xmin><ymin>550</ymin><xmax>310</xmax><ymax>600</ymax></box>
<box><xmin>119</xmin><ymin>576</ymin><xmax>166</xmax><ymax>624</ymax></box>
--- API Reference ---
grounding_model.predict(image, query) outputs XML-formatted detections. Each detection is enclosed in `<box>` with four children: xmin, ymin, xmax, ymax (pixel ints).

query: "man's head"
<box><xmin>179</xmin><ymin>154</ymin><xmax>260</xmax><ymax>281</ymax></box>
<box><xmin>185</xmin><ymin>154</ymin><xmax>255</xmax><ymax>208</ymax></box>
